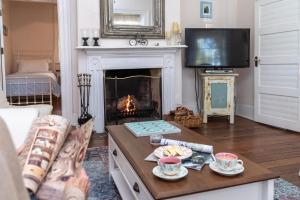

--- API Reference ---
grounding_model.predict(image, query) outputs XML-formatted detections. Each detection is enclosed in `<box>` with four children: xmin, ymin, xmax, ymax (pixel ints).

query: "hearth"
<box><xmin>104</xmin><ymin>69</ymin><xmax>162</xmax><ymax>125</ymax></box>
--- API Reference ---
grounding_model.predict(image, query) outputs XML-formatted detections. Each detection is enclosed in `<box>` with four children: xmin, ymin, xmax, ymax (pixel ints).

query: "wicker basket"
<box><xmin>174</xmin><ymin>114</ymin><xmax>202</xmax><ymax>129</ymax></box>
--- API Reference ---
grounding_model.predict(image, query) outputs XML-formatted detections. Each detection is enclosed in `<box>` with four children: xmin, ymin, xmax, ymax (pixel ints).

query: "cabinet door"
<box><xmin>207</xmin><ymin>78</ymin><xmax>233</xmax><ymax>115</ymax></box>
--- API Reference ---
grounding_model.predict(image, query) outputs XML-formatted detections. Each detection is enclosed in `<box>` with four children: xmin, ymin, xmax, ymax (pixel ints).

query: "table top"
<box><xmin>107</xmin><ymin>122</ymin><xmax>278</xmax><ymax>200</ymax></box>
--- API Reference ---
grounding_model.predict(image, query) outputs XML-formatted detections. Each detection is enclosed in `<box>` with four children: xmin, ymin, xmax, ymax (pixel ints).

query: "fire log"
<box><xmin>117</xmin><ymin>95</ymin><xmax>140</xmax><ymax>112</ymax></box>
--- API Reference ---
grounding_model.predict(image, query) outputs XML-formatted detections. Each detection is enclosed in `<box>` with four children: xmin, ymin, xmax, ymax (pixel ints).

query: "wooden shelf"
<box><xmin>110</xmin><ymin>168</ymin><xmax>135</xmax><ymax>200</ymax></box>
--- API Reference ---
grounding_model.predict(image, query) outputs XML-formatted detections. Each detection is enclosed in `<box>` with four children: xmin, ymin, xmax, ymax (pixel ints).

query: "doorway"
<box><xmin>1</xmin><ymin>0</ymin><xmax>61</xmax><ymax>114</ymax></box>
<box><xmin>255</xmin><ymin>0</ymin><xmax>300</xmax><ymax>132</ymax></box>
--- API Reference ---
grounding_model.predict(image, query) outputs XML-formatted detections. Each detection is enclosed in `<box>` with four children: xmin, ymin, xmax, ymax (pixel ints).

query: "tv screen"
<box><xmin>185</xmin><ymin>28</ymin><xmax>250</xmax><ymax>68</ymax></box>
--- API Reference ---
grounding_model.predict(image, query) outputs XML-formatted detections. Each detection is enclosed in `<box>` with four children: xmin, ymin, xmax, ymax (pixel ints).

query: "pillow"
<box><xmin>0</xmin><ymin>108</ymin><xmax>39</xmax><ymax>148</ymax></box>
<box><xmin>17</xmin><ymin>59</ymin><xmax>50</xmax><ymax>73</ymax></box>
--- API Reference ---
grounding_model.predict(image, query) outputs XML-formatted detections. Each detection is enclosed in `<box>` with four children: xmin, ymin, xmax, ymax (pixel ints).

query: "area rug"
<box><xmin>83</xmin><ymin>147</ymin><xmax>300</xmax><ymax>200</ymax></box>
<box><xmin>83</xmin><ymin>146</ymin><xmax>121</xmax><ymax>200</ymax></box>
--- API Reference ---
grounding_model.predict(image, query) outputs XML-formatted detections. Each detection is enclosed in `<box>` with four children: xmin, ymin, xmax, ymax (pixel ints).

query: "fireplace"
<box><xmin>79</xmin><ymin>47</ymin><xmax>184</xmax><ymax>132</ymax></box>
<box><xmin>104</xmin><ymin>69</ymin><xmax>162</xmax><ymax>125</ymax></box>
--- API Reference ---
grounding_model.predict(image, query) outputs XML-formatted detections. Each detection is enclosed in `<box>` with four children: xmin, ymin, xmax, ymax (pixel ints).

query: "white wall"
<box><xmin>9</xmin><ymin>1</ymin><xmax>59</xmax><ymax>72</ymax></box>
<box><xmin>234</xmin><ymin>0</ymin><xmax>255</xmax><ymax>119</ymax></box>
<box><xmin>181</xmin><ymin>0</ymin><xmax>255</xmax><ymax>119</ymax></box>
<box><xmin>77</xmin><ymin>0</ymin><xmax>180</xmax><ymax>47</ymax></box>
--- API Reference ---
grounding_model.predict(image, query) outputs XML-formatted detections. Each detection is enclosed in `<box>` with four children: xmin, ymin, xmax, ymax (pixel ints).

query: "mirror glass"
<box><xmin>112</xmin><ymin>0</ymin><xmax>154</xmax><ymax>26</ymax></box>
<box><xmin>101</xmin><ymin>0</ymin><xmax>164</xmax><ymax>39</ymax></box>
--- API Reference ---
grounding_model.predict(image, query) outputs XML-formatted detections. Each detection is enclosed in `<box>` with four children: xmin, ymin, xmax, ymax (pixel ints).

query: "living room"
<box><xmin>0</xmin><ymin>0</ymin><xmax>299</xmax><ymax>200</ymax></box>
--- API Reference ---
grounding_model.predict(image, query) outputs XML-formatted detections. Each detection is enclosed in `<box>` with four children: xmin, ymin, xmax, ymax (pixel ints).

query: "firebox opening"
<box><xmin>104</xmin><ymin>68</ymin><xmax>162</xmax><ymax>125</ymax></box>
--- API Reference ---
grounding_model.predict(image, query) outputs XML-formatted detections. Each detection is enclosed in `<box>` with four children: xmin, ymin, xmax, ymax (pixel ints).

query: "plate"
<box><xmin>209</xmin><ymin>161</ymin><xmax>244</xmax><ymax>176</ymax></box>
<box><xmin>152</xmin><ymin>166</ymin><xmax>188</xmax><ymax>181</ymax></box>
<box><xmin>153</xmin><ymin>145</ymin><xmax>193</xmax><ymax>160</ymax></box>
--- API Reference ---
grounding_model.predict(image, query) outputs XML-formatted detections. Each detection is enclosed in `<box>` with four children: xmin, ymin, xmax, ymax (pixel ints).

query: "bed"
<box><xmin>5</xmin><ymin>58</ymin><xmax>61</xmax><ymax>106</ymax></box>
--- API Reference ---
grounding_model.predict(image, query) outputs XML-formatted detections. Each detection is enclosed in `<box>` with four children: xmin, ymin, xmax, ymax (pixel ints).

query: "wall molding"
<box><xmin>235</xmin><ymin>104</ymin><xmax>254</xmax><ymax>120</ymax></box>
<box><xmin>57</xmin><ymin>0</ymin><xmax>73</xmax><ymax>123</ymax></box>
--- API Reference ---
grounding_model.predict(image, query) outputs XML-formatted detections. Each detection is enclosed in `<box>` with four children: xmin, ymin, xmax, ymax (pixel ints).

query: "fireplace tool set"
<box><xmin>78</xmin><ymin>73</ymin><xmax>92</xmax><ymax>126</ymax></box>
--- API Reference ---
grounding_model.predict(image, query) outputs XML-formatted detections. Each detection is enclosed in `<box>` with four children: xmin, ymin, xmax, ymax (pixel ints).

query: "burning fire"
<box><xmin>125</xmin><ymin>95</ymin><xmax>136</xmax><ymax>112</ymax></box>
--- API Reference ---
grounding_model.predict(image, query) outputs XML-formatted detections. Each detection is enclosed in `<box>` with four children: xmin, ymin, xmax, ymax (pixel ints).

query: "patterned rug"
<box><xmin>83</xmin><ymin>147</ymin><xmax>300</xmax><ymax>200</ymax></box>
<box><xmin>83</xmin><ymin>146</ymin><xmax>121</xmax><ymax>200</ymax></box>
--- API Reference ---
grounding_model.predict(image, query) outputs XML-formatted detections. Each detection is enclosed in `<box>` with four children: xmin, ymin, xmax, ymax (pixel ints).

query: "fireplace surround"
<box><xmin>78</xmin><ymin>46</ymin><xmax>186</xmax><ymax>133</ymax></box>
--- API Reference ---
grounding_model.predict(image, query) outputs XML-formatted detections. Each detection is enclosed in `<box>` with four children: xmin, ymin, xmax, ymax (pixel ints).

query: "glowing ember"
<box><xmin>125</xmin><ymin>95</ymin><xmax>136</xmax><ymax>112</ymax></box>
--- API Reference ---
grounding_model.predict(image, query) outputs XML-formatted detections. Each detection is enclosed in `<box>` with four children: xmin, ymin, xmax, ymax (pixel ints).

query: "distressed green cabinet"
<box><xmin>202</xmin><ymin>74</ymin><xmax>238</xmax><ymax>124</ymax></box>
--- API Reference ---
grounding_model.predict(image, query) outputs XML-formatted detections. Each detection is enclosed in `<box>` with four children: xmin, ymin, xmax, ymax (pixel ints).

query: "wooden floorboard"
<box><xmin>89</xmin><ymin>116</ymin><xmax>300</xmax><ymax>187</ymax></box>
<box><xmin>195</xmin><ymin>116</ymin><xmax>300</xmax><ymax>187</ymax></box>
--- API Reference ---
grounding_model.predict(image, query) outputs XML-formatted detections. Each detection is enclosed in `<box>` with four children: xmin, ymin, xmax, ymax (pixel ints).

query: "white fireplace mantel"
<box><xmin>77</xmin><ymin>46</ymin><xmax>186</xmax><ymax>133</ymax></box>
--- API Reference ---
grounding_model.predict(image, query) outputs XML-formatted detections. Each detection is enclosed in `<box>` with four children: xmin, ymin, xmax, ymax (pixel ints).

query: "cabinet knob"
<box><xmin>133</xmin><ymin>182</ymin><xmax>140</xmax><ymax>193</ymax></box>
<box><xmin>113</xmin><ymin>149</ymin><xmax>117</xmax><ymax>157</ymax></box>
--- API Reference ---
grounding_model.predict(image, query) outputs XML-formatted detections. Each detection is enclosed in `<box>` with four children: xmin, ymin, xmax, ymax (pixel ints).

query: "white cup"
<box><xmin>215</xmin><ymin>152</ymin><xmax>243</xmax><ymax>171</ymax></box>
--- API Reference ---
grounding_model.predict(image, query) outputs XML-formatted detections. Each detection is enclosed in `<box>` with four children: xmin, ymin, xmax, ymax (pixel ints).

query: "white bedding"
<box><xmin>6</xmin><ymin>72</ymin><xmax>61</xmax><ymax>97</ymax></box>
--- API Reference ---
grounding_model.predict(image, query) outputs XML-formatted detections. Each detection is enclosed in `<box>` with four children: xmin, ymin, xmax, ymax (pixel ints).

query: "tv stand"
<box><xmin>201</xmin><ymin>73</ymin><xmax>238</xmax><ymax>124</ymax></box>
<box><xmin>204</xmin><ymin>68</ymin><xmax>234</xmax><ymax>74</ymax></box>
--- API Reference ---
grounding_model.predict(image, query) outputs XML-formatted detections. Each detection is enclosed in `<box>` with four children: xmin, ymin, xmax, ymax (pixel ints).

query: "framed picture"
<box><xmin>200</xmin><ymin>1</ymin><xmax>213</xmax><ymax>19</ymax></box>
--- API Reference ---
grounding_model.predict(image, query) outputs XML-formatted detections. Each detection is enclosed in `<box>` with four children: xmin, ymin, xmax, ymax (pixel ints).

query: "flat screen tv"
<box><xmin>185</xmin><ymin>28</ymin><xmax>250</xmax><ymax>68</ymax></box>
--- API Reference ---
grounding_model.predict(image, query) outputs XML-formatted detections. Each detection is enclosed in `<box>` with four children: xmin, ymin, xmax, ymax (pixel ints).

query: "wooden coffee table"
<box><xmin>106</xmin><ymin>122</ymin><xmax>278</xmax><ymax>200</ymax></box>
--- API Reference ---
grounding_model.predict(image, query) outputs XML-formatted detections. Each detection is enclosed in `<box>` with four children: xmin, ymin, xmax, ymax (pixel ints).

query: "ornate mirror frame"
<box><xmin>100</xmin><ymin>0</ymin><xmax>165</xmax><ymax>39</ymax></box>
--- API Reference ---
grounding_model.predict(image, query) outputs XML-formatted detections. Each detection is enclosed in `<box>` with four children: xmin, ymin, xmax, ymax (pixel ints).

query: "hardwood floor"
<box><xmin>52</xmin><ymin>97</ymin><xmax>62</xmax><ymax>115</ymax></box>
<box><xmin>89</xmin><ymin>116</ymin><xmax>300</xmax><ymax>187</ymax></box>
<box><xmin>195</xmin><ymin>116</ymin><xmax>300</xmax><ymax>187</ymax></box>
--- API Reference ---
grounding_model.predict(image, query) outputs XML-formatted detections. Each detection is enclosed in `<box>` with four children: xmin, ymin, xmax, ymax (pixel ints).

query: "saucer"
<box><xmin>152</xmin><ymin>166</ymin><xmax>188</xmax><ymax>181</ymax></box>
<box><xmin>209</xmin><ymin>162</ymin><xmax>244</xmax><ymax>176</ymax></box>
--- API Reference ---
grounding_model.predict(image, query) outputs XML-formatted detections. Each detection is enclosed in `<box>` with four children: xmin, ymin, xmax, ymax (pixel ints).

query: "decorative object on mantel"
<box><xmin>77</xmin><ymin>73</ymin><xmax>93</xmax><ymax>126</ymax></box>
<box><xmin>171</xmin><ymin>22</ymin><xmax>182</xmax><ymax>45</ymax></box>
<box><xmin>81</xmin><ymin>29</ymin><xmax>90</xmax><ymax>46</ymax></box>
<box><xmin>169</xmin><ymin>106</ymin><xmax>202</xmax><ymax>128</ymax></box>
<box><xmin>129</xmin><ymin>39</ymin><xmax>137</xmax><ymax>46</ymax></box>
<box><xmin>165</xmin><ymin>31</ymin><xmax>171</xmax><ymax>45</ymax></box>
<box><xmin>129</xmin><ymin>36</ymin><xmax>149</xmax><ymax>46</ymax></box>
<box><xmin>138</xmin><ymin>38</ymin><xmax>148</xmax><ymax>46</ymax></box>
<box><xmin>82</xmin><ymin>37</ymin><xmax>89</xmax><ymax>46</ymax></box>
<box><xmin>92</xmin><ymin>29</ymin><xmax>100</xmax><ymax>46</ymax></box>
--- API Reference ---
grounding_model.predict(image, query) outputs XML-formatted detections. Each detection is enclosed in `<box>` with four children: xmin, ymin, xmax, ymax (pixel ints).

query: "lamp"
<box><xmin>171</xmin><ymin>22</ymin><xmax>182</xmax><ymax>45</ymax></box>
